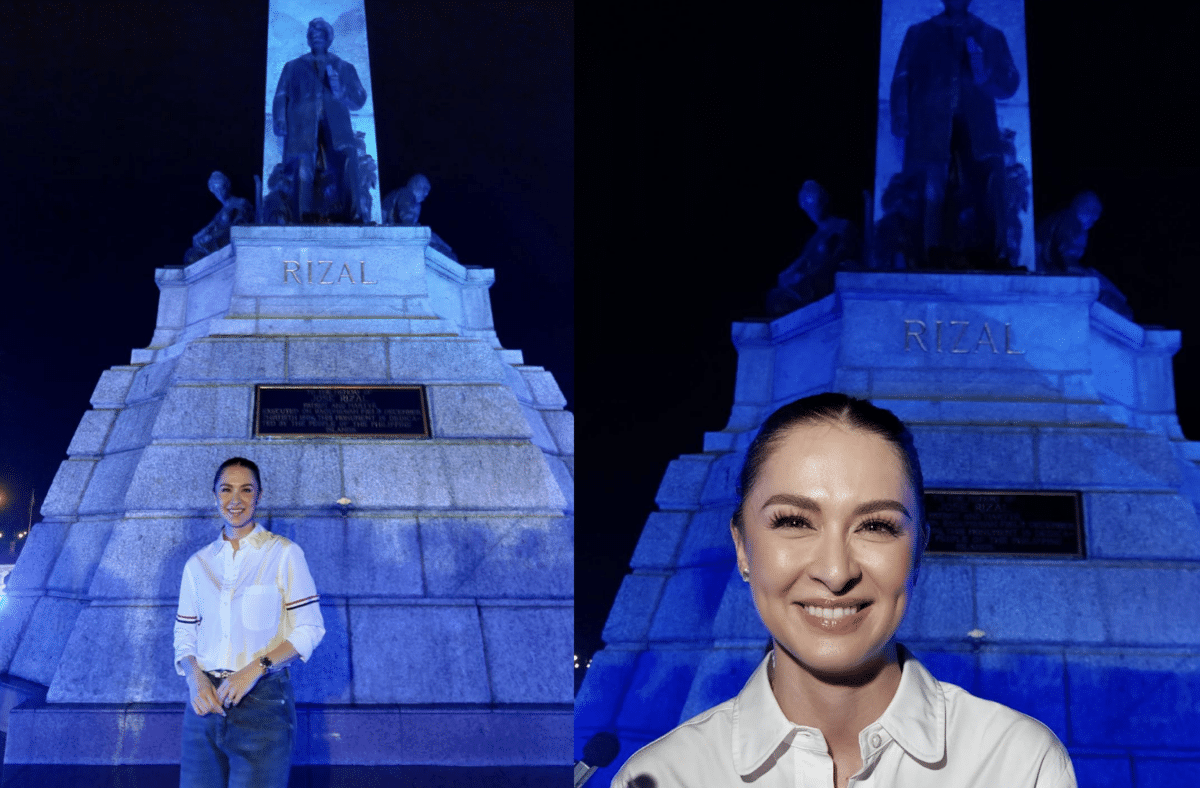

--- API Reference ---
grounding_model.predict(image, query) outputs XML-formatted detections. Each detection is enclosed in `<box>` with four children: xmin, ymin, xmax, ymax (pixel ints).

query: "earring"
<box><xmin>740</xmin><ymin>568</ymin><xmax>750</xmax><ymax>582</ymax></box>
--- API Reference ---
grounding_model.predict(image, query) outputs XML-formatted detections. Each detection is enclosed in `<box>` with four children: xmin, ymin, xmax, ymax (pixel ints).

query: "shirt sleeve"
<box><xmin>281</xmin><ymin>543</ymin><xmax>325</xmax><ymax>661</ymax></box>
<box><xmin>173</xmin><ymin>559</ymin><xmax>201</xmax><ymax>676</ymax></box>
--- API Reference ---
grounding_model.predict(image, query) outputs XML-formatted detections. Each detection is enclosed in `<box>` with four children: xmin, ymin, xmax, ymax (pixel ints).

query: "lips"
<box><xmin>796</xmin><ymin>600</ymin><xmax>872</xmax><ymax>632</ymax></box>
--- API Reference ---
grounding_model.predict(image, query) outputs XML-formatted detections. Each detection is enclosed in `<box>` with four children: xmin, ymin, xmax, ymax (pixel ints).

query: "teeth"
<box><xmin>804</xmin><ymin>605</ymin><xmax>863</xmax><ymax>620</ymax></box>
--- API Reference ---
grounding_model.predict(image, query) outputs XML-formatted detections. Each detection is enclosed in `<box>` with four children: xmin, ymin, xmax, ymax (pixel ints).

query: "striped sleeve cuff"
<box><xmin>285</xmin><ymin>594</ymin><xmax>319</xmax><ymax>612</ymax></box>
<box><xmin>175</xmin><ymin>614</ymin><xmax>200</xmax><ymax>624</ymax></box>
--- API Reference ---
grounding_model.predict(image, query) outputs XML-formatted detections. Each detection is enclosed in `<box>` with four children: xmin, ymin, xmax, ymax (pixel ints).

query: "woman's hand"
<box><xmin>189</xmin><ymin>676</ymin><xmax>226</xmax><ymax>717</ymax></box>
<box><xmin>216</xmin><ymin>663</ymin><xmax>264</xmax><ymax>708</ymax></box>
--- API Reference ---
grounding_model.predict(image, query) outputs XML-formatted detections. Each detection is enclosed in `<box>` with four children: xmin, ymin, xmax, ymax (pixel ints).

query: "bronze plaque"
<box><xmin>925</xmin><ymin>490</ymin><xmax>1084</xmax><ymax>557</ymax></box>
<box><xmin>254</xmin><ymin>385</ymin><xmax>430</xmax><ymax>438</ymax></box>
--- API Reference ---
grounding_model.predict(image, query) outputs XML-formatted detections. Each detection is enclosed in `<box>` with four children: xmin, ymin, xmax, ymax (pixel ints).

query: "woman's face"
<box><xmin>214</xmin><ymin>465</ymin><xmax>259</xmax><ymax>530</ymax></box>
<box><xmin>731</xmin><ymin>421</ymin><xmax>920</xmax><ymax>680</ymax></box>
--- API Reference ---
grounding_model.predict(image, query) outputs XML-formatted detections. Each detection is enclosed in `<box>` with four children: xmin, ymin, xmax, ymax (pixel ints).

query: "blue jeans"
<box><xmin>181</xmin><ymin>669</ymin><xmax>296</xmax><ymax>788</ymax></box>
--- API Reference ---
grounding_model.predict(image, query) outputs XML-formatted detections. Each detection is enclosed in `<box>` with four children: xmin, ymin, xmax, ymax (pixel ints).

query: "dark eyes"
<box><xmin>767</xmin><ymin>514</ymin><xmax>900</xmax><ymax>536</ymax></box>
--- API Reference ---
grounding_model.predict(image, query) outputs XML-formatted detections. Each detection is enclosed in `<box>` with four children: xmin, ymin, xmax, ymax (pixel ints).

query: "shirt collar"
<box><xmin>730</xmin><ymin>645</ymin><xmax>946</xmax><ymax>776</ymax></box>
<box><xmin>875</xmin><ymin>645</ymin><xmax>946</xmax><ymax>764</ymax></box>
<box><xmin>209</xmin><ymin>524</ymin><xmax>269</xmax><ymax>556</ymax></box>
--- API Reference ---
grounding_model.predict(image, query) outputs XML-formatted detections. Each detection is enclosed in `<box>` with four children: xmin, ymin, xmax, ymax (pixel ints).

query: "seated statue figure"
<box><xmin>767</xmin><ymin>181</ymin><xmax>859</xmax><ymax>316</ymax></box>
<box><xmin>184</xmin><ymin>172</ymin><xmax>253</xmax><ymax>264</ymax></box>
<box><xmin>382</xmin><ymin>174</ymin><xmax>458</xmax><ymax>260</ymax></box>
<box><xmin>1036</xmin><ymin>191</ymin><xmax>1132</xmax><ymax>319</ymax></box>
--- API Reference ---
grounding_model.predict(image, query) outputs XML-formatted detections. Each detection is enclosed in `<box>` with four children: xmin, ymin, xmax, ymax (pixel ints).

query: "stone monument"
<box><xmin>0</xmin><ymin>2</ymin><xmax>572</xmax><ymax>782</ymax></box>
<box><xmin>577</xmin><ymin>1</ymin><xmax>1200</xmax><ymax>783</ymax></box>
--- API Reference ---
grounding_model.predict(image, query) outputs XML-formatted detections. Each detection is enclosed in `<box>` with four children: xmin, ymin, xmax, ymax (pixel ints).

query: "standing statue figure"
<box><xmin>382</xmin><ymin>174</ymin><xmax>459</xmax><ymax>260</ymax></box>
<box><xmin>767</xmin><ymin>181</ymin><xmax>859</xmax><ymax>316</ymax></box>
<box><xmin>890</xmin><ymin>0</ymin><xmax>1019</xmax><ymax>266</ymax></box>
<box><xmin>1036</xmin><ymin>191</ymin><xmax>1131</xmax><ymax>319</ymax></box>
<box><xmin>272</xmin><ymin>17</ymin><xmax>368</xmax><ymax>223</ymax></box>
<box><xmin>184</xmin><ymin>172</ymin><xmax>253</xmax><ymax>264</ymax></box>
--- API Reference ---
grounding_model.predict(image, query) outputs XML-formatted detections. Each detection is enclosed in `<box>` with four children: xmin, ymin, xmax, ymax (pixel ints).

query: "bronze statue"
<box><xmin>184</xmin><ymin>172</ymin><xmax>253</xmax><ymax>264</ymax></box>
<box><xmin>382</xmin><ymin>174</ymin><xmax>458</xmax><ymax>260</ymax></box>
<box><xmin>767</xmin><ymin>181</ymin><xmax>859</xmax><ymax>316</ymax></box>
<box><xmin>272</xmin><ymin>18</ymin><xmax>368</xmax><ymax>223</ymax></box>
<box><xmin>890</xmin><ymin>0</ymin><xmax>1019</xmax><ymax>265</ymax></box>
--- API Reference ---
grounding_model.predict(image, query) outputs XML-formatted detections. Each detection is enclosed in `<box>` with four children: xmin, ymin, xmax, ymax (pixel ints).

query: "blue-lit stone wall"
<box><xmin>577</xmin><ymin>272</ymin><xmax>1200</xmax><ymax>787</ymax></box>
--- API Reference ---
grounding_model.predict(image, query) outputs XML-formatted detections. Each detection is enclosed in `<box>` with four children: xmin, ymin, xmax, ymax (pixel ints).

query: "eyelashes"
<box><xmin>767</xmin><ymin>513</ymin><xmax>901</xmax><ymax>537</ymax></box>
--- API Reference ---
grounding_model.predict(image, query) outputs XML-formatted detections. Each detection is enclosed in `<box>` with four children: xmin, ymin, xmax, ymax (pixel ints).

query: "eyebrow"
<box><xmin>759</xmin><ymin>493</ymin><xmax>911</xmax><ymax>519</ymax></box>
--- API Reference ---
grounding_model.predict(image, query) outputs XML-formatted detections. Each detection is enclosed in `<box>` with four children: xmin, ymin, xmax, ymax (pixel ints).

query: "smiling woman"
<box><xmin>612</xmin><ymin>394</ymin><xmax>1077</xmax><ymax>788</ymax></box>
<box><xmin>174</xmin><ymin>456</ymin><xmax>326</xmax><ymax>788</ymax></box>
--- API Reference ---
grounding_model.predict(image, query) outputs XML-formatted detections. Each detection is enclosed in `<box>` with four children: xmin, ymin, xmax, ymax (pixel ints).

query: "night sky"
<box><xmin>0</xmin><ymin>2</ymin><xmax>573</xmax><ymax>559</ymax></box>
<box><xmin>576</xmin><ymin>2</ymin><xmax>1200</xmax><ymax>677</ymax></box>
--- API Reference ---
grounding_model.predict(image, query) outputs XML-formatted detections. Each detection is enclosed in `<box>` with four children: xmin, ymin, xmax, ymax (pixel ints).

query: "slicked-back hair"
<box><xmin>731</xmin><ymin>393</ymin><xmax>926</xmax><ymax>537</ymax></box>
<box><xmin>213</xmin><ymin>456</ymin><xmax>262</xmax><ymax>495</ymax></box>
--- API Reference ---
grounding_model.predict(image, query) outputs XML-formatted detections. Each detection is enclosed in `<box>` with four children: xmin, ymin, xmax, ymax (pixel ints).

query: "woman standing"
<box><xmin>174</xmin><ymin>457</ymin><xmax>325</xmax><ymax>788</ymax></box>
<box><xmin>613</xmin><ymin>393</ymin><xmax>1075</xmax><ymax>787</ymax></box>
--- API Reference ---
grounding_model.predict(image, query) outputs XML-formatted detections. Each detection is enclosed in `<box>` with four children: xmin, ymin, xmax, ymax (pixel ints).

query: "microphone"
<box><xmin>574</xmin><ymin>731</ymin><xmax>620</xmax><ymax>787</ymax></box>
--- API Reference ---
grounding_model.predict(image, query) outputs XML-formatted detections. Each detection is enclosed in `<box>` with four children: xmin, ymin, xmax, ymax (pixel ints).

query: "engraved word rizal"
<box><xmin>283</xmin><ymin>260</ymin><xmax>378</xmax><ymax>285</ymax></box>
<box><xmin>903</xmin><ymin>319</ymin><xmax>1025</xmax><ymax>355</ymax></box>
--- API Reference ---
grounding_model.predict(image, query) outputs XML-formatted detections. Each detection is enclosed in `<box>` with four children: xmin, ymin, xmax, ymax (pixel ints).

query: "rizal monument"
<box><xmin>0</xmin><ymin>1</ymin><xmax>572</xmax><ymax>784</ymax></box>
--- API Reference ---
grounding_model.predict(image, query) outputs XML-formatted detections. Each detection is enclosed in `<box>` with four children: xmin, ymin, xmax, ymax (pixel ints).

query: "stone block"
<box><xmin>427</xmin><ymin>385</ymin><xmax>532</xmax><ymax>439</ymax></box>
<box><xmin>10</xmin><ymin>596</ymin><xmax>86</xmax><ymax>686</ymax></box>
<box><xmin>518</xmin><ymin>403</ymin><xmax>557</xmax><ymax>452</ymax></box>
<box><xmin>1085</xmin><ymin>492</ymin><xmax>1200</xmax><ymax>559</ymax></box>
<box><xmin>975</xmin><ymin>563</ymin><xmax>1105</xmax><ymax>644</ymax></box>
<box><xmin>66</xmin><ymin>410</ymin><xmax>117</xmax><ymax>457</ymax></box>
<box><xmin>105</xmin><ymin>400</ymin><xmax>163</xmax><ymax>453</ymax></box>
<box><xmin>541</xmin><ymin>409</ymin><xmax>574</xmax><ymax>456</ymax></box>
<box><xmin>1133</xmin><ymin>758</ymin><xmax>1200</xmax><ymax>788</ymax></box>
<box><xmin>614</xmin><ymin>649</ymin><xmax>707</xmax><ymax>734</ymax></box>
<box><xmin>655</xmin><ymin>455</ymin><xmax>715</xmax><ymax>510</ymax></box>
<box><xmin>976</xmin><ymin>650</ymin><xmax>1068</xmax><ymax>742</ymax></box>
<box><xmin>480</xmin><ymin>604</ymin><xmax>572</xmax><ymax>703</ymax></box>
<box><xmin>904</xmin><ymin>647</ymin><xmax>976</xmax><ymax>692</ymax></box>
<box><xmin>343</xmin><ymin>443</ymin><xmax>565</xmax><ymax>511</ymax></box>
<box><xmin>772</xmin><ymin>320</ymin><xmax>840</xmax><ymax>402</ymax></box>
<box><xmin>517</xmin><ymin>367</ymin><xmax>567</xmax><ymax>408</ymax></box>
<box><xmin>678</xmin><ymin>648</ymin><xmax>763</xmax><ymax>722</ymax></box>
<box><xmin>698</xmin><ymin>452</ymin><xmax>739</xmax><ymax>507</ymax></box>
<box><xmin>48</xmin><ymin>604</ymin><xmax>178</xmax><ymax>703</ymax></box>
<box><xmin>629</xmin><ymin>512</ymin><xmax>689</xmax><ymax>569</ymax></box>
<box><xmin>394</xmin><ymin>708</ymin><xmax>571</xmax><ymax>765</ymax></box>
<box><xmin>502</xmin><ymin>362</ymin><xmax>533</xmax><ymax>401</ymax></box>
<box><xmin>78</xmin><ymin>449</ymin><xmax>144</xmax><ymax>515</ymax></box>
<box><xmin>1068</xmin><ymin>652</ymin><xmax>1200</xmax><ymax>748</ymax></box>
<box><xmin>1036</xmin><ymin>429</ymin><xmax>1180</xmax><ymax>489</ymax></box>
<box><xmin>89</xmin><ymin>518</ymin><xmax>214</xmax><ymax>599</ymax></box>
<box><xmin>153</xmin><ymin>385</ymin><xmax>253</xmax><ymax>439</ymax></box>
<box><xmin>601</xmin><ymin>574</ymin><xmax>666</xmax><ymax>645</ymax></box>
<box><xmin>185</xmin><ymin>261</ymin><xmax>234</xmax><ymax>324</ymax></box>
<box><xmin>388</xmin><ymin>338</ymin><xmax>506</xmax><ymax>383</ymax></box>
<box><xmin>287</xmin><ymin>338</ymin><xmax>389</xmax><ymax>381</ymax></box>
<box><xmin>5</xmin><ymin>706</ymin><xmax>127</xmax><ymax>764</ymax></box>
<box><xmin>911</xmin><ymin>427</ymin><xmax>1036</xmax><ymax>488</ymax></box>
<box><xmin>0</xmin><ymin>596</ymin><xmax>39</xmax><ymax>673</ymax></box>
<box><xmin>47</xmin><ymin>520</ymin><xmax>115</xmax><ymax>594</ymax></box>
<box><xmin>711</xmin><ymin>571</ymin><xmax>769</xmax><ymax>642</ymax></box>
<box><xmin>868</xmin><ymin>368</ymin><xmax>1065</xmax><ymax>401</ymax></box>
<box><xmin>40</xmin><ymin>459</ymin><xmax>96</xmax><ymax>517</ymax></box>
<box><xmin>5</xmin><ymin>522</ymin><xmax>72</xmax><ymax>592</ymax></box>
<box><xmin>299</xmin><ymin>707</ymin><xmax>403</xmax><ymax>766</ymax></box>
<box><xmin>574</xmin><ymin>648</ymin><xmax>640</xmax><ymax>732</ymax></box>
<box><xmin>90</xmin><ymin>367</ymin><xmax>138</xmax><ymax>408</ymax></box>
<box><xmin>420</xmin><ymin>516</ymin><xmax>572</xmax><ymax>599</ymax></box>
<box><xmin>290</xmin><ymin>600</ymin><xmax>352</xmax><ymax>703</ymax></box>
<box><xmin>350</xmin><ymin>604</ymin><xmax>490</xmax><ymax>703</ymax></box>
<box><xmin>647</xmin><ymin>566</ymin><xmax>731</xmax><ymax>643</ymax></box>
<box><xmin>174</xmin><ymin>338</ymin><xmax>287</xmax><ymax>382</ymax></box>
<box><xmin>119</xmin><ymin>708</ymin><xmax>183</xmax><ymax>764</ymax></box>
<box><xmin>729</xmin><ymin>331</ymin><xmax>774</xmax><ymax>405</ymax></box>
<box><xmin>275</xmin><ymin>518</ymin><xmax>422</xmax><ymax>598</ymax></box>
<box><xmin>1098</xmin><ymin>566</ymin><xmax>1200</xmax><ymax>647</ymax></box>
<box><xmin>895</xmin><ymin>560</ymin><xmax>975</xmax><ymax>641</ymax></box>
<box><xmin>1071</xmin><ymin>756</ymin><xmax>1134</xmax><ymax>788</ymax></box>
<box><xmin>544</xmin><ymin>454</ymin><xmax>574</xmax><ymax>510</ymax></box>
<box><xmin>675</xmin><ymin>506</ymin><xmax>737</xmax><ymax>567</ymax></box>
<box><xmin>126</xmin><ymin>357</ymin><xmax>180</xmax><ymax>403</ymax></box>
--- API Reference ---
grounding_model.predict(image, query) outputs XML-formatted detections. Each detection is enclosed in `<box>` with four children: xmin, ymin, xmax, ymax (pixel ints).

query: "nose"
<box><xmin>808</xmin><ymin>530</ymin><xmax>860</xmax><ymax>593</ymax></box>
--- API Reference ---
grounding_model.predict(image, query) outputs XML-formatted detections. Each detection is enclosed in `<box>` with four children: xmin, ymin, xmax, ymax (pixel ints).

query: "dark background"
<box><xmin>0</xmin><ymin>1</ymin><xmax>573</xmax><ymax>558</ymax></box>
<box><xmin>576</xmin><ymin>2</ymin><xmax>1200</xmax><ymax>680</ymax></box>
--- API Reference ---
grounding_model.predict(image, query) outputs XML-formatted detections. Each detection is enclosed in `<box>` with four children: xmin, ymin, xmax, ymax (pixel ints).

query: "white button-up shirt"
<box><xmin>613</xmin><ymin>648</ymin><xmax>1076</xmax><ymax>787</ymax></box>
<box><xmin>173</xmin><ymin>524</ymin><xmax>325</xmax><ymax>675</ymax></box>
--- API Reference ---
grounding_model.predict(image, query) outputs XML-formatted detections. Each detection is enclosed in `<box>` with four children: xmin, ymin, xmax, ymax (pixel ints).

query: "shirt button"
<box><xmin>870</xmin><ymin>733</ymin><xmax>882</xmax><ymax>748</ymax></box>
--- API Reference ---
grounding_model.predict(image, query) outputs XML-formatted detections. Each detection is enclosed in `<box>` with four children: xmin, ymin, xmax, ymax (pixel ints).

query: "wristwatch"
<box><xmin>259</xmin><ymin>656</ymin><xmax>273</xmax><ymax>674</ymax></box>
